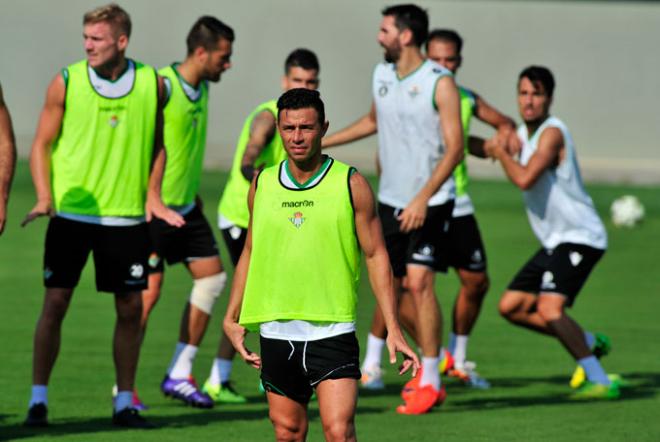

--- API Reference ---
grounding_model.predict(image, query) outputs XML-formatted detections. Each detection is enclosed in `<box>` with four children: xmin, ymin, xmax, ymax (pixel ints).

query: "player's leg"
<box><xmin>317</xmin><ymin>379</ymin><xmax>358</xmax><ymax>442</ymax></box>
<box><xmin>267</xmin><ymin>393</ymin><xmax>309</xmax><ymax>442</ymax></box>
<box><xmin>26</xmin><ymin>218</ymin><xmax>91</xmax><ymax>427</ymax></box>
<box><xmin>113</xmin><ymin>291</ymin><xmax>143</xmax><ymax>397</ymax></box>
<box><xmin>498</xmin><ymin>290</ymin><xmax>552</xmax><ymax>333</ymax></box>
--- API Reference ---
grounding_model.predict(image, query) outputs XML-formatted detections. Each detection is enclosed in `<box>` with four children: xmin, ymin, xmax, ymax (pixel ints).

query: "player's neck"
<box><xmin>92</xmin><ymin>55</ymin><xmax>128</xmax><ymax>81</ymax></box>
<box><xmin>395</xmin><ymin>48</ymin><xmax>424</xmax><ymax>78</ymax></box>
<box><xmin>176</xmin><ymin>59</ymin><xmax>202</xmax><ymax>89</ymax></box>
<box><xmin>287</xmin><ymin>152</ymin><xmax>325</xmax><ymax>184</ymax></box>
<box><xmin>524</xmin><ymin>114</ymin><xmax>550</xmax><ymax>138</ymax></box>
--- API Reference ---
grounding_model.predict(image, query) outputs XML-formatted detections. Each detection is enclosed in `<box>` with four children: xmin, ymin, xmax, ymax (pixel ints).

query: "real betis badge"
<box><xmin>109</xmin><ymin>115</ymin><xmax>119</xmax><ymax>127</ymax></box>
<box><xmin>289</xmin><ymin>211</ymin><xmax>305</xmax><ymax>229</ymax></box>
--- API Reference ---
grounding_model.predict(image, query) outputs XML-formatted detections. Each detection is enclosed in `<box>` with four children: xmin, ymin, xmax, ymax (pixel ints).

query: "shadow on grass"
<box><xmin>443</xmin><ymin>371</ymin><xmax>660</xmax><ymax>412</ymax></box>
<box><xmin>0</xmin><ymin>405</ymin><xmax>386</xmax><ymax>440</ymax></box>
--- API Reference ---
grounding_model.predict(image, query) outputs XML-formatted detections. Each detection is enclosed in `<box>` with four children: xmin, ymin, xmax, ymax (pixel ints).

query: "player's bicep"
<box><xmin>475</xmin><ymin>94</ymin><xmax>514</xmax><ymax>129</ymax></box>
<box><xmin>242</xmin><ymin>111</ymin><xmax>276</xmax><ymax>165</ymax></box>
<box><xmin>350</xmin><ymin>172</ymin><xmax>382</xmax><ymax>258</ymax></box>
<box><xmin>525</xmin><ymin>127</ymin><xmax>563</xmax><ymax>182</ymax></box>
<box><xmin>34</xmin><ymin>74</ymin><xmax>66</xmax><ymax>147</ymax></box>
<box><xmin>435</xmin><ymin>76</ymin><xmax>463</xmax><ymax>152</ymax></box>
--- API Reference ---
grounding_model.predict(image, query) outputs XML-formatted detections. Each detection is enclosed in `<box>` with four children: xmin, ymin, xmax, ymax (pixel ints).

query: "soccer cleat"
<box><xmin>401</xmin><ymin>368</ymin><xmax>421</xmax><ymax>401</ymax></box>
<box><xmin>360</xmin><ymin>366</ymin><xmax>385</xmax><ymax>390</ymax></box>
<box><xmin>396</xmin><ymin>384</ymin><xmax>446</xmax><ymax>415</ymax></box>
<box><xmin>447</xmin><ymin>361</ymin><xmax>491</xmax><ymax>389</ymax></box>
<box><xmin>160</xmin><ymin>375</ymin><xmax>214</xmax><ymax>408</ymax></box>
<box><xmin>24</xmin><ymin>403</ymin><xmax>48</xmax><ymax>427</ymax></box>
<box><xmin>570</xmin><ymin>333</ymin><xmax>612</xmax><ymax>389</ymax></box>
<box><xmin>570</xmin><ymin>380</ymin><xmax>620</xmax><ymax>401</ymax></box>
<box><xmin>438</xmin><ymin>349</ymin><xmax>455</xmax><ymax>375</ymax></box>
<box><xmin>112</xmin><ymin>407</ymin><xmax>156</xmax><ymax>429</ymax></box>
<box><xmin>202</xmin><ymin>379</ymin><xmax>247</xmax><ymax>404</ymax></box>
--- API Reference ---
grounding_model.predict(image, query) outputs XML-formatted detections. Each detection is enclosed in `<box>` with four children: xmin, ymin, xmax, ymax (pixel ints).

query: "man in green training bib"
<box><xmin>21</xmin><ymin>4</ymin><xmax>182</xmax><ymax>429</ymax></box>
<box><xmin>223</xmin><ymin>88</ymin><xmax>419</xmax><ymax>442</ymax></box>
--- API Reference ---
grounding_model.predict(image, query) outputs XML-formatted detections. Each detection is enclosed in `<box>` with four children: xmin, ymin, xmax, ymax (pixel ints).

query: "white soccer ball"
<box><xmin>610</xmin><ymin>195</ymin><xmax>645</xmax><ymax>228</ymax></box>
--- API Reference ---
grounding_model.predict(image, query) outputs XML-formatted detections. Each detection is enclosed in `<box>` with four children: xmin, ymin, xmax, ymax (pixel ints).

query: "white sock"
<box><xmin>420</xmin><ymin>356</ymin><xmax>441</xmax><ymax>390</ymax></box>
<box><xmin>453</xmin><ymin>335</ymin><xmax>469</xmax><ymax>368</ymax></box>
<box><xmin>584</xmin><ymin>331</ymin><xmax>596</xmax><ymax>350</ymax></box>
<box><xmin>114</xmin><ymin>391</ymin><xmax>133</xmax><ymax>412</ymax></box>
<box><xmin>166</xmin><ymin>342</ymin><xmax>187</xmax><ymax>375</ymax></box>
<box><xmin>361</xmin><ymin>333</ymin><xmax>385</xmax><ymax>371</ymax></box>
<box><xmin>447</xmin><ymin>333</ymin><xmax>457</xmax><ymax>355</ymax></box>
<box><xmin>169</xmin><ymin>344</ymin><xmax>198</xmax><ymax>379</ymax></box>
<box><xmin>209</xmin><ymin>358</ymin><xmax>233</xmax><ymax>385</ymax></box>
<box><xmin>29</xmin><ymin>385</ymin><xmax>48</xmax><ymax>407</ymax></box>
<box><xmin>578</xmin><ymin>356</ymin><xmax>610</xmax><ymax>385</ymax></box>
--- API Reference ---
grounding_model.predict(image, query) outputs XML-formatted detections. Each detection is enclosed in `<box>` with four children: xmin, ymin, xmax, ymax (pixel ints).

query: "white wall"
<box><xmin>1</xmin><ymin>0</ymin><xmax>658</xmax><ymax>182</ymax></box>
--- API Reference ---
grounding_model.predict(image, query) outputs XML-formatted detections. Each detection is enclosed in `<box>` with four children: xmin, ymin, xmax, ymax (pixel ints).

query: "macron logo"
<box><xmin>282</xmin><ymin>200</ymin><xmax>314</xmax><ymax>208</ymax></box>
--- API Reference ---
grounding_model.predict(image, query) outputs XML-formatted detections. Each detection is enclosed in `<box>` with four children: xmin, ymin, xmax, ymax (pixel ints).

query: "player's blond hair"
<box><xmin>83</xmin><ymin>3</ymin><xmax>131</xmax><ymax>38</ymax></box>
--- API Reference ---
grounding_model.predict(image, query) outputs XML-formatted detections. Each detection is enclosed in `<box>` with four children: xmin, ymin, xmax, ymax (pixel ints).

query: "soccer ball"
<box><xmin>610</xmin><ymin>195</ymin><xmax>645</xmax><ymax>228</ymax></box>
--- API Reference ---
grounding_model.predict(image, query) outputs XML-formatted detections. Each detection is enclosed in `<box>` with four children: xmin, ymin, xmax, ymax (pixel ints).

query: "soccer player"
<box><xmin>132</xmin><ymin>16</ymin><xmax>235</xmax><ymax>409</ymax></box>
<box><xmin>323</xmin><ymin>4</ymin><xmax>463</xmax><ymax>414</ymax></box>
<box><xmin>361</xmin><ymin>29</ymin><xmax>519</xmax><ymax>389</ymax></box>
<box><xmin>210</xmin><ymin>49</ymin><xmax>320</xmax><ymax>401</ymax></box>
<box><xmin>22</xmin><ymin>4</ymin><xmax>183</xmax><ymax>428</ymax></box>
<box><xmin>491</xmin><ymin>66</ymin><xmax>618</xmax><ymax>400</ymax></box>
<box><xmin>0</xmin><ymin>83</ymin><xmax>16</xmax><ymax>236</ymax></box>
<box><xmin>223</xmin><ymin>88</ymin><xmax>419</xmax><ymax>441</ymax></box>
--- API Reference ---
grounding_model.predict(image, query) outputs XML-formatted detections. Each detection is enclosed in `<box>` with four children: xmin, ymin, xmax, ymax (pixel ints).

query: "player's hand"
<box><xmin>505</xmin><ymin>130</ymin><xmax>523</xmax><ymax>156</ymax></box>
<box><xmin>398</xmin><ymin>195</ymin><xmax>428</xmax><ymax>233</ymax></box>
<box><xmin>386</xmin><ymin>329</ymin><xmax>420</xmax><ymax>377</ymax></box>
<box><xmin>21</xmin><ymin>199</ymin><xmax>54</xmax><ymax>227</ymax></box>
<box><xmin>146</xmin><ymin>197</ymin><xmax>185</xmax><ymax>227</ymax></box>
<box><xmin>223</xmin><ymin>319</ymin><xmax>261</xmax><ymax>369</ymax></box>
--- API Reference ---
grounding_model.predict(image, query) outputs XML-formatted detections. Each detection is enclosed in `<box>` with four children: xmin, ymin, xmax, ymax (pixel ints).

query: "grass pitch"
<box><xmin>1</xmin><ymin>161</ymin><xmax>659</xmax><ymax>441</ymax></box>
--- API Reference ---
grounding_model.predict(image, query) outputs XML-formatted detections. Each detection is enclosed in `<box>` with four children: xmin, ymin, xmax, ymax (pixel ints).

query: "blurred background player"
<box><xmin>0</xmin><ymin>83</ymin><xmax>16</xmax><ymax>235</ymax></box>
<box><xmin>211</xmin><ymin>48</ymin><xmax>320</xmax><ymax>401</ymax></box>
<box><xmin>136</xmin><ymin>16</ymin><xmax>235</xmax><ymax>409</ymax></box>
<box><xmin>492</xmin><ymin>66</ymin><xmax>617</xmax><ymax>400</ymax></box>
<box><xmin>223</xmin><ymin>88</ymin><xmax>418</xmax><ymax>441</ymax></box>
<box><xmin>359</xmin><ymin>29</ymin><xmax>519</xmax><ymax>390</ymax></box>
<box><xmin>22</xmin><ymin>3</ymin><xmax>182</xmax><ymax>428</ymax></box>
<box><xmin>323</xmin><ymin>4</ymin><xmax>464</xmax><ymax>414</ymax></box>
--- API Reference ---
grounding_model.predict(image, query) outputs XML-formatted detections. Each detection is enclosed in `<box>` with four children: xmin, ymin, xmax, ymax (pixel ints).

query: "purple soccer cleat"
<box><xmin>160</xmin><ymin>375</ymin><xmax>214</xmax><ymax>408</ymax></box>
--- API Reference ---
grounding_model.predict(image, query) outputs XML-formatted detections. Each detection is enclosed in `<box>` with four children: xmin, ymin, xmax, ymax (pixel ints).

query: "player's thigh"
<box><xmin>377</xmin><ymin>203</ymin><xmax>407</xmax><ymax>278</ymax></box>
<box><xmin>179</xmin><ymin>206</ymin><xmax>222</xmax><ymax>271</ymax></box>
<box><xmin>407</xmin><ymin>201</ymin><xmax>453</xmax><ymax>274</ymax></box>
<box><xmin>260</xmin><ymin>336</ymin><xmax>314</xmax><ymax>404</ymax></box>
<box><xmin>316</xmin><ymin>378</ymin><xmax>357</xmax><ymax>432</ymax></box>
<box><xmin>499</xmin><ymin>290</ymin><xmax>538</xmax><ymax>316</ymax></box>
<box><xmin>266</xmin><ymin>392</ymin><xmax>308</xmax><ymax>439</ymax></box>
<box><xmin>43</xmin><ymin>217</ymin><xmax>93</xmax><ymax>289</ymax></box>
<box><xmin>186</xmin><ymin>256</ymin><xmax>223</xmax><ymax>279</ymax></box>
<box><xmin>220</xmin><ymin>225</ymin><xmax>247</xmax><ymax>267</ymax></box>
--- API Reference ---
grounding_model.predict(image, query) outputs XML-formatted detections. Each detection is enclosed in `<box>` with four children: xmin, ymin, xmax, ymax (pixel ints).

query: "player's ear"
<box><xmin>117</xmin><ymin>34</ymin><xmax>129</xmax><ymax>51</ymax></box>
<box><xmin>400</xmin><ymin>28</ymin><xmax>413</xmax><ymax>46</ymax></box>
<box><xmin>321</xmin><ymin>120</ymin><xmax>329</xmax><ymax>137</ymax></box>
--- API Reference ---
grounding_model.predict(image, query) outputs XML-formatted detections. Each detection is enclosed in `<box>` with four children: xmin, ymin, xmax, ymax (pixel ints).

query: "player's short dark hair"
<box><xmin>186</xmin><ymin>16</ymin><xmax>234</xmax><ymax>55</ymax></box>
<box><xmin>277</xmin><ymin>88</ymin><xmax>325</xmax><ymax>125</ymax></box>
<box><xmin>382</xmin><ymin>4</ymin><xmax>429</xmax><ymax>47</ymax></box>
<box><xmin>519</xmin><ymin>66</ymin><xmax>555</xmax><ymax>97</ymax></box>
<box><xmin>284</xmin><ymin>48</ymin><xmax>320</xmax><ymax>74</ymax></box>
<box><xmin>426</xmin><ymin>29</ymin><xmax>463</xmax><ymax>54</ymax></box>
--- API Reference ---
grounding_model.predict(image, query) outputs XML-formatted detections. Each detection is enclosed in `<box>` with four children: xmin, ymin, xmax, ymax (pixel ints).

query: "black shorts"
<box><xmin>148</xmin><ymin>205</ymin><xmax>219</xmax><ymax>273</ymax></box>
<box><xmin>378</xmin><ymin>201</ymin><xmax>454</xmax><ymax>277</ymax></box>
<box><xmin>260</xmin><ymin>332</ymin><xmax>361</xmax><ymax>404</ymax></box>
<box><xmin>220</xmin><ymin>225</ymin><xmax>247</xmax><ymax>267</ymax></box>
<box><xmin>44</xmin><ymin>216</ymin><xmax>149</xmax><ymax>293</ymax></box>
<box><xmin>446</xmin><ymin>214</ymin><xmax>487</xmax><ymax>272</ymax></box>
<box><xmin>507</xmin><ymin>243</ymin><xmax>605</xmax><ymax>306</ymax></box>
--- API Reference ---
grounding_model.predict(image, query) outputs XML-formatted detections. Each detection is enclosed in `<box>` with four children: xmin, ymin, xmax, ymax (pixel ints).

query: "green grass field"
<box><xmin>1</xmin><ymin>161</ymin><xmax>659</xmax><ymax>441</ymax></box>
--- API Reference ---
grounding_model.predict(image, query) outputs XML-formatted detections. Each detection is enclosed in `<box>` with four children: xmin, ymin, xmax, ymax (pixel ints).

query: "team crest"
<box><xmin>472</xmin><ymin>249</ymin><xmax>483</xmax><ymax>263</ymax></box>
<box><xmin>109</xmin><ymin>115</ymin><xmax>119</xmax><ymax>128</ymax></box>
<box><xmin>408</xmin><ymin>85</ymin><xmax>420</xmax><ymax>98</ymax></box>
<box><xmin>569</xmin><ymin>251</ymin><xmax>583</xmax><ymax>267</ymax></box>
<box><xmin>289</xmin><ymin>211</ymin><xmax>305</xmax><ymax>229</ymax></box>
<box><xmin>148</xmin><ymin>253</ymin><xmax>161</xmax><ymax>269</ymax></box>
<box><xmin>191</xmin><ymin>118</ymin><xmax>198</xmax><ymax>128</ymax></box>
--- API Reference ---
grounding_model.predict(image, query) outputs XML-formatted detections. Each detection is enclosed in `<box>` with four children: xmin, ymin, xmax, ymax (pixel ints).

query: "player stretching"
<box><xmin>224</xmin><ymin>88</ymin><xmax>418</xmax><ymax>441</ymax></box>
<box><xmin>323</xmin><ymin>4</ymin><xmax>463</xmax><ymax>414</ymax></box>
<box><xmin>492</xmin><ymin>66</ymin><xmax>617</xmax><ymax>400</ymax></box>
<box><xmin>138</xmin><ymin>16</ymin><xmax>235</xmax><ymax>409</ymax></box>
<box><xmin>210</xmin><ymin>49</ymin><xmax>320</xmax><ymax>402</ymax></box>
<box><xmin>23</xmin><ymin>4</ymin><xmax>182</xmax><ymax>428</ymax></box>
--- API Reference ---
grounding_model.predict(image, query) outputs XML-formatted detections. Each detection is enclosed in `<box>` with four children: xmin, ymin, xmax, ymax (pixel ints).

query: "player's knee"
<box><xmin>464</xmin><ymin>272</ymin><xmax>489</xmax><ymax>300</ymax></box>
<box><xmin>189</xmin><ymin>272</ymin><xmax>227</xmax><ymax>314</ymax></box>
<box><xmin>498</xmin><ymin>294</ymin><xmax>519</xmax><ymax>319</ymax></box>
<box><xmin>406</xmin><ymin>275</ymin><xmax>431</xmax><ymax>298</ymax></box>
<box><xmin>271</xmin><ymin>414</ymin><xmax>305</xmax><ymax>442</ymax></box>
<box><xmin>537</xmin><ymin>298</ymin><xmax>563</xmax><ymax>322</ymax></box>
<box><xmin>115</xmin><ymin>293</ymin><xmax>143</xmax><ymax>323</ymax></box>
<box><xmin>323</xmin><ymin>420</ymin><xmax>355</xmax><ymax>442</ymax></box>
<box><xmin>42</xmin><ymin>294</ymin><xmax>71</xmax><ymax>323</ymax></box>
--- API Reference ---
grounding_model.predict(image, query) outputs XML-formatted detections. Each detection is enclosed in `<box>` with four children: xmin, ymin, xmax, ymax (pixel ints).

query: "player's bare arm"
<box><xmin>398</xmin><ymin>75</ymin><xmax>463</xmax><ymax>233</ymax></box>
<box><xmin>146</xmin><ymin>76</ymin><xmax>186</xmax><ymax>227</ymax></box>
<box><xmin>322</xmin><ymin>103</ymin><xmax>377</xmax><ymax>148</ymax></box>
<box><xmin>495</xmin><ymin>126</ymin><xmax>563</xmax><ymax>190</ymax></box>
<box><xmin>22</xmin><ymin>74</ymin><xmax>66</xmax><ymax>227</ymax></box>
<box><xmin>350</xmin><ymin>171</ymin><xmax>420</xmax><ymax>376</ymax></box>
<box><xmin>223</xmin><ymin>176</ymin><xmax>261</xmax><ymax>369</ymax></box>
<box><xmin>0</xmin><ymin>85</ymin><xmax>16</xmax><ymax>234</ymax></box>
<box><xmin>474</xmin><ymin>93</ymin><xmax>521</xmax><ymax>154</ymax></box>
<box><xmin>239</xmin><ymin>110</ymin><xmax>276</xmax><ymax>180</ymax></box>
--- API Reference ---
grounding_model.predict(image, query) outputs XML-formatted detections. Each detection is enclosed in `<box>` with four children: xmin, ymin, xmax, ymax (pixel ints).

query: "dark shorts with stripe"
<box><xmin>44</xmin><ymin>216</ymin><xmax>149</xmax><ymax>293</ymax></box>
<box><xmin>260</xmin><ymin>332</ymin><xmax>361</xmax><ymax>404</ymax></box>
<box><xmin>378</xmin><ymin>201</ymin><xmax>454</xmax><ymax>277</ymax></box>
<box><xmin>147</xmin><ymin>205</ymin><xmax>219</xmax><ymax>273</ymax></box>
<box><xmin>507</xmin><ymin>243</ymin><xmax>604</xmax><ymax>306</ymax></box>
<box><xmin>220</xmin><ymin>224</ymin><xmax>248</xmax><ymax>267</ymax></box>
<box><xmin>446</xmin><ymin>214</ymin><xmax>488</xmax><ymax>272</ymax></box>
